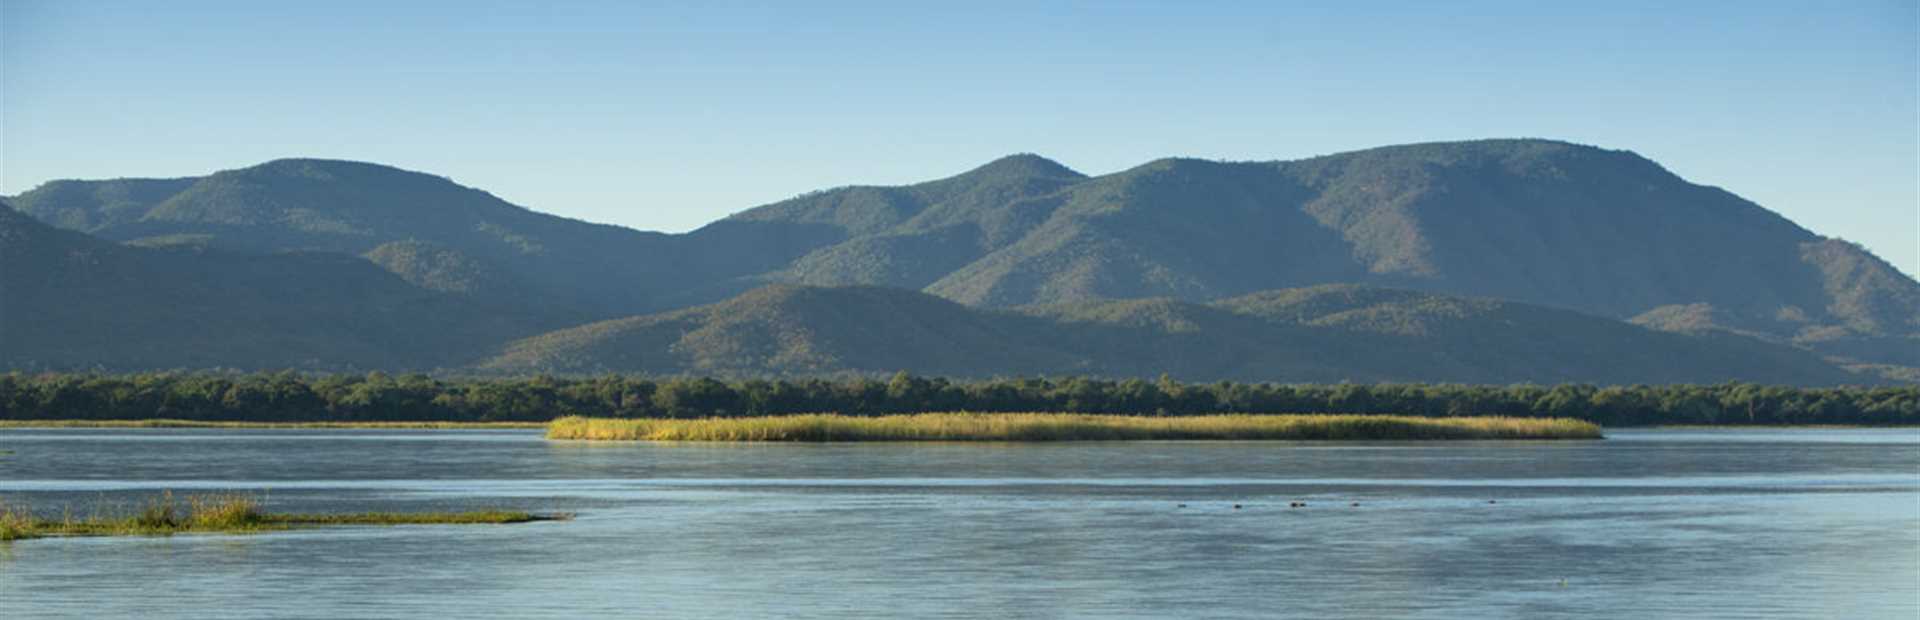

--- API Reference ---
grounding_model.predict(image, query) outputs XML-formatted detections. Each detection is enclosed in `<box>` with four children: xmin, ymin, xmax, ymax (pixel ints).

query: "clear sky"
<box><xmin>4</xmin><ymin>1</ymin><xmax>1915</xmax><ymax>275</ymax></box>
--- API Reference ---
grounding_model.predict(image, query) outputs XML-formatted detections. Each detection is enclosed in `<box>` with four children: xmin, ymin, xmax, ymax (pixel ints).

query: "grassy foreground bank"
<box><xmin>546</xmin><ymin>413</ymin><xmax>1602</xmax><ymax>441</ymax></box>
<box><xmin>0</xmin><ymin>420</ymin><xmax>544</xmax><ymax>429</ymax></box>
<box><xmin>0</xmin><ymin>493</ymin><xmax>561</xmax><ymax>541</ymax></box>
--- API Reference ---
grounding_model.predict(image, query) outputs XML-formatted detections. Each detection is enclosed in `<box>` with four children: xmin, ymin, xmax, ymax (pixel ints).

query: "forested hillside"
<box><xmin>8</xmin><ymin>139</ymin><xmax>1915</xmax><ymax>381</ymax></box>
<box><xmin>481</xmin><ymin>284</ymin><xmax>1860</xmax><ymax>385</ymax></box>
<box><xmin>0</xmin><ymin>202</ymin><xmax>543</xmax><ymax>370</ymax></box>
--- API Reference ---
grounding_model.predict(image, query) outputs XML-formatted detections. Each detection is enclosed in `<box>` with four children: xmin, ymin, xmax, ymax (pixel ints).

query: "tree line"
<box><xmin>0</xmin><ymin>372</ymin><xmax>1914</xmax><ymax>426</ymax></box>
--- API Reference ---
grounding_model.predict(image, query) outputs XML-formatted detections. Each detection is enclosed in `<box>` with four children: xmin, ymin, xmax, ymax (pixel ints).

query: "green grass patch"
<box><xmin>256</xmin><ymin>511</ymin><xmax>551</xmax><ymax>526</ymax></box>
<box><xmin>546</xmin><ymin>413</ymin><xmax>1602</xmax><ymax>442</ymax></box>
<box><xmin>0</xmin><ymin>420</ymin><xmax>544</xmax><ymax>429</ymax></box>
<box><xmin>0</xmin><ymin>492</ymin><xmax>564</xmax><ymax>541</ymax></box>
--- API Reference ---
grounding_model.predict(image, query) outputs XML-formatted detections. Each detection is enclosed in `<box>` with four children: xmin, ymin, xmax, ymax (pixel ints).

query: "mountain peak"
<box><xmin>1309</xmin><ymin>138</ymin><xmax>1678</xmax><ymax>180</ymax></box>
<box><xmin>225</xmin><ymin>158</ymin><xmax>457</xmax><ymax>185</ymax></box>
<box><xmin>960</xmin><ymin>153</ymin><xmax>1084</xmax><ymax>181</ymax></box>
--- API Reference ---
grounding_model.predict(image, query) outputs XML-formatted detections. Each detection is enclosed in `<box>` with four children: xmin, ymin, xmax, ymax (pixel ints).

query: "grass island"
<box><xmin>545</xmin><ymin>413</ymin><xmax>1602</xmax><ymax>442</ymax></box>
<box><xmin>0</xmin><ymin>493</ymin><xmax>565</xmax><ymax>541</ymax></box>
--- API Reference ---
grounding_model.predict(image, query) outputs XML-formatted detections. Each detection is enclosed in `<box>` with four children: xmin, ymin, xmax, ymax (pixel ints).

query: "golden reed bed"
<box><xmin>546</xmin><ymin>413</ymin><xmax>1601</xmax><ymax>442</ymax></box>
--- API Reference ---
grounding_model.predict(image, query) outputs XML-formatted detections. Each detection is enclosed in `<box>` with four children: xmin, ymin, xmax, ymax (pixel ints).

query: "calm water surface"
<box><xmin>0</xmin><ymin>428</ymin><xmax>1915</xmax><ymax>618</ymax></box>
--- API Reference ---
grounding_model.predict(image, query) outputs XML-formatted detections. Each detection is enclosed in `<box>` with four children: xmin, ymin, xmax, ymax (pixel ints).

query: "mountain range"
<box><xmin>6</xmin><ymin>139</ymin><xmax>1915</xmax><ymax>383</ymax></box>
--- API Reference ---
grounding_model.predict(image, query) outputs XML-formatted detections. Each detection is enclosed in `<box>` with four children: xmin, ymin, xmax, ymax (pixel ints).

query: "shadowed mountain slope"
<box><xmin>480</xmin><ymin>284</ymin><xmax>1862</xmax><ymax>385</ymax></box>
<box><xmin>10</xmin><ymin>159</ymin><xmax>685</xmax><ymax>319</ymax></box>
<box><xmin>0</xmin><ymin>202</ymin><xmax>541</xmax><ymax>370</ymax></box>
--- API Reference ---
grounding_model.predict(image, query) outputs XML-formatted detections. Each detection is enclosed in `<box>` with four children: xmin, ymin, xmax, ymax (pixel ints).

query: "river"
<box><xmin>0</xmin><ymin>428</ymin><xmax>1914</xmax><ymax>618</ymax></box>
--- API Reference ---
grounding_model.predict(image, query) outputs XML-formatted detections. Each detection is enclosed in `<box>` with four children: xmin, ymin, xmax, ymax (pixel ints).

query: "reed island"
<box><xmin>0</xmin><ymin>493</ymin><xmax>564</xmax><ymax>541</ymax></box>
<box><xmin>544</xmin><ymin>413</ymin><xmax>1602</xmax><ymax>442</ymax></box>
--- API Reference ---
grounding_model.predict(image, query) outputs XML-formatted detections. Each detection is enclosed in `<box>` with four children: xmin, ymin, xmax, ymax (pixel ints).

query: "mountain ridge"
<box><xmin>10</xmin><ymin>138</ymin><xmax>1915</xmax><ymax>380</ymax></box>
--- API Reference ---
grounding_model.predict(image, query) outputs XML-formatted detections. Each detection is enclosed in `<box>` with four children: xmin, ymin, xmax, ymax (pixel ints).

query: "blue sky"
<box><xmin>4</xmin><ymin>1</ymin><xmax>1915</xmax><ymax>275</ymax></box>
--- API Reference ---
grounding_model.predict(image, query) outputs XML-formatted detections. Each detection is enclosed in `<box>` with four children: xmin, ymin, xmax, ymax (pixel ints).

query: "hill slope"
<box><xmin>480</xmin><ymin>284</ymin><xmax>1861</xmax><ymax>385</ymax></box>
<box><xmin>731</xmin><ymin>140</ymin><xmax>1920</xmax><ymax>373</ymax></box>
<box><xmin>10</xmin><ymin>159</ymin><xmax>692</xmax><ymax>319</ymax></box>
<box><xmin>0</xmin><ymin>202</ymin><xmax>539</xmax><ymax>370</ymax></box>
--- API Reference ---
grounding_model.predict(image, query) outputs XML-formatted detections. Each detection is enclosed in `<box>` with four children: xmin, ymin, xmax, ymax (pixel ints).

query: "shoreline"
<box><xmin>3</xmin><ymin>419</ymin><xmax>1911</xmax><ymax>432</ymax></box>
<box><xmin>1621</xmin><ymin>424</ymin><xmax>1920</xmax><ymax>429</ymax></box>
<box><xmin>0</xmin><ymin>420</ymin><xmax>545</xmax><ymax>429</ymax></box>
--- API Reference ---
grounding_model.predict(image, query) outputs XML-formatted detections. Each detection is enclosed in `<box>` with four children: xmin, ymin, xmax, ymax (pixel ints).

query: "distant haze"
<box><xmin>2</xmin><ymin>2</ymin><xmax>1913</xmax><ymax>275</ymax></box>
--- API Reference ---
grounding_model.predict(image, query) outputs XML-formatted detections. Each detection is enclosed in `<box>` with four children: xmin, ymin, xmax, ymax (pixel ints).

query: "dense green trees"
<box><xmin>0</xmin><ymin>372</ymin><xmax>1913</xmax><ymax>426</ymax></box>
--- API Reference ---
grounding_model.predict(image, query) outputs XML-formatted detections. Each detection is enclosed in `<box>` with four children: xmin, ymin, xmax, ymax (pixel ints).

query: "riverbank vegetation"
<box><xmin>546</xmin><ymin>413</ymin><xmax>1601</xmax><ymax>441</ymax></box>
<box><xmin>1</xmin><ymin>372</ymin><xmax>1913</xmax><ymax>426</ymax></box>
<box><xmin>0</xmin><ymin>492</ymin><xmax>558</xmax><ymax>541</ymax></box>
